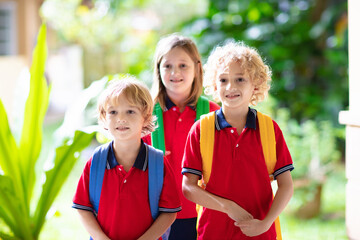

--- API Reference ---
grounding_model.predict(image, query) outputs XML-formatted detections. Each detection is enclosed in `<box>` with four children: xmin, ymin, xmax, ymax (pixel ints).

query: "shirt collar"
<box><xmin>107</xmin><ymin>140</ymin><xmax>148</xmax><ymax>171</ymax></box>
<box><xmin>215</xmin><ymin>107</ymin><xmax>257</xmax><ymax>130</ymax></box>
<box><xmin>164</xmin><ymin>96</ymin><xmax>196</xmax><ymax>111</ymax></box>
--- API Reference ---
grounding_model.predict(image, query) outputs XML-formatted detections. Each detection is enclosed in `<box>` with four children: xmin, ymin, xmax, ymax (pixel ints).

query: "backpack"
<box><xmin>151</xmin><ymin>96</ymin><xmax>210</xmax><ymax>153</ymax></box>
<box><xmin>88</xmin><ymin>141</ymin><xmax>169</xmax><ymax>240</ymax></box>
<box><xmin>198</xmin><ymin>111</ymin><xmax>282</xmax><ymax>240</ymax></box>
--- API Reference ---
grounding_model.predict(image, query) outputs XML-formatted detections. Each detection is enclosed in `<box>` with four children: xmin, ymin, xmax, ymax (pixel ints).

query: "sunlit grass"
<box><xmin>281</xmin><ymin>164</ymin><xmax>346</xmax><ymax>239</ymax></box>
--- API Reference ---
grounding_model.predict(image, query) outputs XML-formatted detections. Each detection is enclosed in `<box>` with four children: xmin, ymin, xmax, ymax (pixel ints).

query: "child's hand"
<box><xmin>234</xmin><ymin>219</ymin><xmax>271</xmax><ymax>237</ymax></box>
<box><xmin>226</xmin><ymin>201</ymin><xmax>253</xmax><ymax>222</ymax></box>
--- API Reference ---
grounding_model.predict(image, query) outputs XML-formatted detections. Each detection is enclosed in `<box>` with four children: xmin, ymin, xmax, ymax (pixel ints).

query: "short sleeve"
<box><xmin>272</xmin><ymin>120</ymin><xmax>294</xmax><ymax>179</ymax></box>
<box><xmin>72</xmin><ymin>158</ymin><xmax>94</xmax><ymax>212</ymax></box>
<box><xmin>181</xmin><ymin>121</ymin><xmax>203</xmax><ymax>178</ymax></box>
<box><xmin>158</xmin><ymin>157</ymin><xmax>182</xmax><ymax>213</ymax></box>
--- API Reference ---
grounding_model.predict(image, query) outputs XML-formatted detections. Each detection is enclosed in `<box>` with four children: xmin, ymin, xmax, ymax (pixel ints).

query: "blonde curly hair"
<box><xmin>97</xmin><ymin>76</ymin><xmax>156</xmax><ymax>136</ymax></box>
<box><xmin>204</xmin><ymin>41</ymin><xmax>271</xmax><ymax>106</ymax></box>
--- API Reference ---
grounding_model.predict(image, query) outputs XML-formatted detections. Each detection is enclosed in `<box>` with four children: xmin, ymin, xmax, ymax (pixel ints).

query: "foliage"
<box><xmin>0</xmin><ymin>24</ymin><xmax>95</xmax><ymax>240</ymax></box>
<box><xmin>256</xmin><ymin>96</ymin><xmax>342</xmax><ymax>181</ymax></box>
<box><xmin>182</xmin><ymin>0</ymin><xmax>348</xmax><ymax>125</ymax></box>
<box><xmin>40</xmin><ymin>0</ymin><xmax>207</xmax><ymax>86</ymax></box>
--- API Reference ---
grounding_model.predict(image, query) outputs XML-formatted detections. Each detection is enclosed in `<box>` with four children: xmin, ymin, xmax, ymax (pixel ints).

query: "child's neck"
<box><xmin>167</xmin><ymin>92</ymin><xmax>189</xmax><ymax>113</ymax></box>
<box><xmin>112</xmin><ymin>139</ymin><xmax>141</xmax><ymax>172</ymax></box>
<box><xmin>222</xmin><ymin>105</ymin><xmax>249</xmax><ymax>134</ymax></box>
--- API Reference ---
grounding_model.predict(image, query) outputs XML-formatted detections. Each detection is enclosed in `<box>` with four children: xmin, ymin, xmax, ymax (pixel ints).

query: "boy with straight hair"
<box><xmin>73</xmin><ymin>76</ymin><xmax>181</xmax><ymax>240</ymax></box>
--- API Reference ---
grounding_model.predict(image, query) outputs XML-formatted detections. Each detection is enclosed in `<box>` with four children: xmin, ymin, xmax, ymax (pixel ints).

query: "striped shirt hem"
<box><xmin>274</xmin><ymin>164</ymin><xmax>294</xmax><ymax>180</ymax></box>
<box><xmin>72</xmin><ymin>203</ymin><xmax>93</xmax><ymax>212</ymax></box>
<box><xmin>159</xmin><ymin>206</ymin><xmax>182</xmax><ymax>213</ymax></box>
<box><xmin>182</xmin><ymin>168</ymin><xmax>202</xmax><ymax>178</ymax></box>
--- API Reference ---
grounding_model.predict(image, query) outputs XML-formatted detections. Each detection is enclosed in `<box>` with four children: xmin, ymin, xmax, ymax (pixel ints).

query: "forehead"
<box><xmin>217</xmin><ymin>60</ymin><xmax>246</xmax><ymax>75</ymax></box>
<box><xmin>105</xmin><ymin>93</ymin><xmax>139</xmax><ymax>109</ymax></box>
<box><xmin>161</xmin><ymin>47</ymin><xmax>192</xmax><ymax>62</ymax></box>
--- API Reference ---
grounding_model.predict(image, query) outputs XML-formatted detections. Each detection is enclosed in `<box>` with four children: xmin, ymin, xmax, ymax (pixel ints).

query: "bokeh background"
<box><xmin>0</xmin><ymin>0</ymin><xmax>348</xmax><ymax>239</ymax></box>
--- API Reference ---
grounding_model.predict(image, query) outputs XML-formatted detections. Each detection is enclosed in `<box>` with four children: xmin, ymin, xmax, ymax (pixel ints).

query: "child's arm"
<box><xmin>137</xmin><ymin>212</ymin><xmax>176</xmax><ymax>240</ymax></box>
<box><xmin>77</xmin><ymin>209</ymin><xmax>110</xmax><ymax>240</ymax></box>
<box><xmin>235</xmin><ymin>171</ymin><xmax>293</xmax><ymax>237</ymax></box>
<box><xmin>182</xmin><ymin>173</ymin><xmax>253</xmax><ymax>222</ymax></box>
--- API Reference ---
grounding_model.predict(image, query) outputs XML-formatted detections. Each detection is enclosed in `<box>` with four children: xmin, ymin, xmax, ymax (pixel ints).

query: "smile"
<box><xmin>116</xmin><ymin>126</ymin><xmax>129</xmax><ymax>131</ymax></box>
<box><xmin>225</xmin><ymin>93</ymin><xmax>240</xmax><ymax>98</ymax></box>
<box><xmin>170</xmin><ymin>79</ymin><xmax>183</xmax><ymax>83</ymax></box>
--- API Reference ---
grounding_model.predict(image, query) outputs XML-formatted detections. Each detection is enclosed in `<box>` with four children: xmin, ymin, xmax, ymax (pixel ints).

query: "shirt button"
<box><xmin>236</xmin><ymin>144</ymin><xmax>239</xmax><ymax>147</ymax></box>
<box><xmin>124</xmin><ymin>179</ymin><xmax>127</xmax><ymax>183</ymax></box>
<box><xmin>179</xmin><ymin>118</ymin><xmax>182</xmax><ymax>122</ymax></box>
<box><xmin>230</xmin><ymin>129</ymin><xmax>234</xmax><ymax>133</ymax></box>
<box><xmin>173</xmin><ymin>108</ymin><xmax>176</xmax><ymax>111</ymax></box>
<box><xmin>118</xmin><ymin>167</ymin><xmax>121</xmax><ymax>171</ymax></box>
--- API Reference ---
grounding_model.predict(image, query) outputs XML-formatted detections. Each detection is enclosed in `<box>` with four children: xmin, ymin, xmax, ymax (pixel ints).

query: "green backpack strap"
<box><xmin>196</xmin><ymin>96</ymin><xmax>210</xmax><ymax>121</ymax></box>
<box><xmin>151</xmin><ymin>103</ymin><xmax>166</xmax><ymax>153</ymax></box>
<box><xmin>151</xmin><ymin>96</ymin><xmax>210</xmax><ymax>152</ymax></box>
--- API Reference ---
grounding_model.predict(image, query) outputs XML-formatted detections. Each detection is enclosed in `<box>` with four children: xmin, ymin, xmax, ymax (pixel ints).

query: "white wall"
<box><xmin>339</xmin><ymin>0</ymin><xmax>360</xmax><ymax>239</ymax></box>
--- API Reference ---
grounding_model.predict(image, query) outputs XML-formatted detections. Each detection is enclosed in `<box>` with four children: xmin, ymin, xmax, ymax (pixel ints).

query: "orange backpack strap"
<box><xmin>257</xmin><ymin>111</ymin><xmax>282</xmax><ymax>240</ymax></box>
<box><xmin>199</xmin><ymin>111</ymin><xmax>215</xmax><ymax>186</ymax></box>
<box><xmin>257</xmin><ymin>111</ymin><xmax>277</xmax><ymax>180</ymax></box>
<box><xmin>196</xmin><ymin>112</ymin><xmax>215</xmax><ymax>232</ymax></box>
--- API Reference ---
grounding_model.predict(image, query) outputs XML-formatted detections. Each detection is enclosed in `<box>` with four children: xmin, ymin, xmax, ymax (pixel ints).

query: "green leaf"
<box><xmin>0</xmin><ymin>101</ymin><xmax>30</xmax><ymax>237</ymax></box>
<box><xmin>0</xmin><ymin>232</ymin><xmax>21</xmax><ymax>240</ymax></box>
<box><xmin>0</xmin><ymin>175</ymin><xmax>31</xmax><ymax>239</ymax></box>
<box><xmin>19</xmin><ymin>23</ymin><xmax>50</xmax><ymax>211</ymax></box>
<box><xmin>0</xmin><ymin>100</ymin><xmax>20</xmax><ymax>177</ymax></box>
<box><xmin>32</xmin><ymin>130</ymin><xmax>95</xmax><ymax>238</ymax></box>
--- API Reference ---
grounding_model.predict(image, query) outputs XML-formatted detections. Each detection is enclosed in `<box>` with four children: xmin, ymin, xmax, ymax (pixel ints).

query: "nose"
<box><xmin>117</xmin><ymin>114</ymin><xmax>127</xmax><ymax>123</ymax></box>
<box><xmin>171</xmin><ymin>66</ymin><xmax>180</xmax><ymax>76</ymax></box>
<box><xmin>226</xmin><ymin>80</ymin><xmax>235</xmax><ymax>91</ymax></box>
<box><xmin>117</xmin><ymin>119</ymin><xmax>127</xmax><ymax>123</ymax></box>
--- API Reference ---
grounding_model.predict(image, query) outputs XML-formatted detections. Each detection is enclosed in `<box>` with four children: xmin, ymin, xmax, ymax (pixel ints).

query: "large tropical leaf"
<box><xmin>0</xmin><ymin>100</ymin><xmax>31</xmax><ymax>238</ymax></box>
<box><xmin>32</xmin><ymin>130</ymin><xmax>95</xmax><ymax>237</ymax></box>
<box><xmin>0</xmin><ymin>100</ymin><xmax>20</xmax><ymax>178</ymax></box>
<box><xmin>19</xmin><ymin>23</ymin><xmax>50</xmax><ymax>210</ymax></box>
<box><xmin>0</xmin><ymin>175</ymin><xmax>31</xmax><ymax>239</ymax></box>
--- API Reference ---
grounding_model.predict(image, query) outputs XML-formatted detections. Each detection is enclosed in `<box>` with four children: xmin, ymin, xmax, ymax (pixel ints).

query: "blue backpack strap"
<box><xmin>146</xmin><ymin>144</ymin><xmax>164</xmax><ymax>220</ymax></box>
<box><xmin>89</xmin><ymin>142</ymin><xmax>112</xmax><ymax>214</ymax></box>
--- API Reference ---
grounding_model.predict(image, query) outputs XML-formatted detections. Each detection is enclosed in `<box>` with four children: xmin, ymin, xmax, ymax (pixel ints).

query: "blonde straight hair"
<box><xmin>152</xmin><ymin>34</ymin><xmax>203</xmax><ymax>110</ymax></box>
<box><xmin>98</xmin><ymin>76</ymin><xmax>156</xmax><ymax>136</ymax></box>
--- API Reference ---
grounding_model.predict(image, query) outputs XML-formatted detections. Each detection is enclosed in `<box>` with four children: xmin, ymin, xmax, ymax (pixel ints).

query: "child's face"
<box><xmin>216</xmin><ymin>61</ymin><xmax>256</xmax><ymax>110</ymax></box>
<box><xmin>159</xmin><ymin>47</ymin><xmax>196</xmax><ymax>100</ymax></box>
<box><xmin>104</xmin><ymin>94</ymin><xmax>145</xmax><ymax>142</ymax></box>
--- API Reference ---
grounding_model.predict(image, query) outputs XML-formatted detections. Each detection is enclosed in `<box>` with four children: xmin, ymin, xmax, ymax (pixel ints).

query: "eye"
<box><xmin>237</xmin><ymin>78</ymin><xmax>245</xmax><ymax>82</ymax></box>
<box><xmin>219</xmin><ymin>78</ymin><xmax>227</xmax><ymax>83</ymax></box>
<box><xmin>164</xmin><ymin>64</ymin><xmax>171</xmax><ymax>69</ymax></box>
<box><xmin>109</xmin><ymin>110</ymin><xmax>117</xmax><ymax>115</ymax></box>
<box><xmin>127</xmin><ymin>109</ymin><xmax>136</xmax><ymax>114</ymax></box>
<box><xmin>180</xmin><ymin>63</ymin><xmax>187</xmax><ymax>68</ymax></box>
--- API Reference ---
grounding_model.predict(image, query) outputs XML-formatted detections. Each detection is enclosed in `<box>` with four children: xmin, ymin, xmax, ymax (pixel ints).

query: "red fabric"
<box><xmin>182</xmin><ymin>117</ymin><xmax>293</xmax><ymax>239</ymax></box>
<box><xmin>73</xmin><ymin>157</ymin><xmax>180</xmax><ymax>240</ymax></box>
<box><xmin>143</xmin><ymin>101</ymin><xmax>220</xmax><ymax>219</ymax></box>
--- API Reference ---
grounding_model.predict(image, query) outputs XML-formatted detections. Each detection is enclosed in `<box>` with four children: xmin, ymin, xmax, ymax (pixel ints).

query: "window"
<box><xmin>0</xmin><ymin>2</ymin><xmax>17</xmax><ymax>55</ymax></box>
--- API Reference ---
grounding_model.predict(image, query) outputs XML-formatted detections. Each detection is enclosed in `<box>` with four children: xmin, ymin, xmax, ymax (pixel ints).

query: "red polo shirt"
<box><xmin>143</xmin><ymin>98</ymin><xmax>220</xmax><ymax>219</ymax></box>
<box><xmin>182</xmin><ymin>108</ymin><xmax>294</xmax><ymax>240</ymax></box>
<box><xmin>73</xmin><ymin>141</ymin><xmax>181</xmax><ymax>240</ymax></box>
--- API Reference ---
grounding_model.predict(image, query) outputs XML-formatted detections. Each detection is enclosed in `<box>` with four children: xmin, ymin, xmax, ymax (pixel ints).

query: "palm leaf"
<box><xmin>19</xmin><ymin>23</ymin><xmax>49</xmax><ymax>210</ymax></box>
<box><xmin>32</xmin><ymin>130</ymin><xmax>95</xmax><ymax>237</ymax></box>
